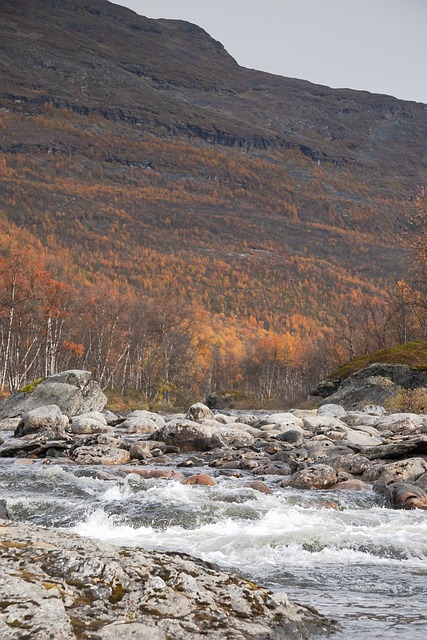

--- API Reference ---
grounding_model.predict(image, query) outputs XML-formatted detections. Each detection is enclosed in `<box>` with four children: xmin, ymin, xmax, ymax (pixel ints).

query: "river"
<box><xmin>1</xmin><ymin>457</ymin><xmax>426</xmax><ymax>638</ymax></box>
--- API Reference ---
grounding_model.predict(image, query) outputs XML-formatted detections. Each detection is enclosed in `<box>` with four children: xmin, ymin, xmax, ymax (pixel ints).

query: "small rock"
<box><xmin>0</xmin><ymin>499</ymin><xmax>8</xmax><ymax>519</ymax></box>
<box><xmin>121</xmin><ymin>468</ymin><xmax>184</xmax><ymax>480</ymax></box>
<box><xmin>318</xmin><ymin>404</ymin><xmax>347</xmax><ymax>418</ymax></box>
<box><xmin>129</xmin><ymin>442</ymin><xmax>153</xmax><ymax>460</ymax></box>
<box><xmin>328</xmin><ymin>479</ymin><xmax>370</xmax><ymax>491</ymax></box>
<box><xmin>101</xmin><ymin>408</ymin><xmax>120</xmax><ymax>424</ymax></box>
<box><xmin>181</xmin><ymin>473</ymin><xmax>217</xmax><ymax>486</ymax></box>
<box><xmin>360</xmin><ymin>405</ymin><xmax>386</xmax><ymax>415</ymax></box>
<box><xmin>252</xmin><ymin>462</ymin><xmax>292</xmax><ymax>476</ymax></box>
<box><xmin>277</xmin><ymin>429</ymin><xmax>304</xmax><ymax>445</ymax></box>
<box><xmin>186</xmin><ymin>402</ymin><xmax>214</xmax><ymax>422</ymax></box>
<box><xmin>245</xmin><ymin>480</ymin><xmax>273</xmax><ymax>495</ymax></box>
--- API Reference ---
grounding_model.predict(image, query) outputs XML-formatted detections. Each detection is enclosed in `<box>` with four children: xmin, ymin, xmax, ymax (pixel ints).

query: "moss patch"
<box><xmin>328</xmin><ymin>341</ymin><xmax>427</xmax><ymax>381</ymax></box>
<box><xmin>18</xmin><ymin>378</ymin><xmax>43</xmax><ymax>394</ymax></box>
<box><xmin>109</xmin><ymin>582</ymin><xmax>127</xmax><ymax>604</ymax></box>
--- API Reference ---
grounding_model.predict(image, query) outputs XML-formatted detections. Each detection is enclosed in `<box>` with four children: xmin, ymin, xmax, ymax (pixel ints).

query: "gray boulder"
<box><xmin>69</xmin><ymin>414</ymin><xmax>113</xmax><ymax>435</ymax></box>
<box><xmin>71</xmin><ymin>444</ymin><xmax>131</xmax><ymax>465</ymax></box>
<box><xmin>120</xmin><ymin>411</ymin><xmax>162</xmax><ymax>434</ymax></box>
<box><xmin>124</xmin><ymin>410</ymin><xmax>166</xmax><ymax>429</ymax></box>
<box><xmin>0</xmin><ymin>370</ymin><xmax>107</xmax><ymax>419</ymax></box>
<box><xmin>317</xmin><ymin>403</ymin><xmax>347</xmax><ymax>418</ymax></box>
<box><xmin>341</xmin><ymin>428</ymin><xmax>383</xmax><ymax>447</ymax></box>
<box><xmin>263</xmin><ymin>412</ymin><xmax>305</xmax><ymax>429</ymax></box>
<box><xmin>14</xmin><ymin>405</ymin><xmax>69</xmax><ymax>439</ymax></box>
<box><xmin>154</xmin><ymin>418</ymin><xmax>254</xmax><ymax>452</ymax></box>
<box><xmin>70</xmin><ymin>433</ymin><xmax>130</xmax><ymax>465</ymax></box>
<box><xmin>321</xmin><ymin>453</ymin><xmax>371</xmax><ymax>475</ymax></box>
<box><xmin>186</xmin><ymin>402</ymin><xmax>214</xmax><ymax>422</ymax></box>
<box><xmin>374</xmin><ymin>457</ymin><xmax>427</xmax><ymax>487</ymax></box>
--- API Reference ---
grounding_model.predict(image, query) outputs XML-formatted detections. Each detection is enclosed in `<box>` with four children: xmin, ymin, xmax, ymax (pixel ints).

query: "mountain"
<box><xmin>0</xmin><ymin>0</ymin><xmax>426</xmax><ymax>351</ymax></box>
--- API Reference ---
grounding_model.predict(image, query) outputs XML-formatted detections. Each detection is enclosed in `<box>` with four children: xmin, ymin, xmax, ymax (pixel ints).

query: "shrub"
<box><xmin>385</xmin><ymin>388</ymin><xmax>427</xmax><ymax>414</ymax></box>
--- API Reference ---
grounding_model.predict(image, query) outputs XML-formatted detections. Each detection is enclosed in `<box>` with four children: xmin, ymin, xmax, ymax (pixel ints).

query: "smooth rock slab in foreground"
<box><xmin>0</xmin><ymin>520</ymin><xmax>335</xmax><ymax>639</ymax></box>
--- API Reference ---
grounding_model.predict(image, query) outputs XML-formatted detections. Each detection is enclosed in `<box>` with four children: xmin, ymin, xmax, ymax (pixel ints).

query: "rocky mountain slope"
<box><xmin>1</xmin><ymin>0</ymin><xmax>426</xmax><ymax>335</ymax></box>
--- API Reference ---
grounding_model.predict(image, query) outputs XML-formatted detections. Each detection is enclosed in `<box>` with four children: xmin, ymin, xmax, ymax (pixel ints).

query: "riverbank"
<box><xmin>1</xmin><ymin>370</ymin><xmax>427</xmax><ymax>637</ymax></box>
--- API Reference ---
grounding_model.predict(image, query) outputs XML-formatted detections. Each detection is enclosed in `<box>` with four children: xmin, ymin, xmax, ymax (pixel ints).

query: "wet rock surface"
<box><xmin>0</xmin><ymin>520</ymin><xmax>334</xmax><ymax>640</ymax></box>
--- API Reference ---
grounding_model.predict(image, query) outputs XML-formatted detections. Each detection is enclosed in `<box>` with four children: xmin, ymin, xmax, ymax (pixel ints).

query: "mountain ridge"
<box><xmin>2</xmin><ymin>0</ymin><xmax>426</xmax><ymax>178</ymax></box>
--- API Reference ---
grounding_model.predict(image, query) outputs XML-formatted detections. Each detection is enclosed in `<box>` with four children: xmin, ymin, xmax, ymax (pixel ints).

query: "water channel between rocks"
<box><xmin>1</xmin><ymin>457</ymin><xmax>426</xmax><ymax>639</ymax></box>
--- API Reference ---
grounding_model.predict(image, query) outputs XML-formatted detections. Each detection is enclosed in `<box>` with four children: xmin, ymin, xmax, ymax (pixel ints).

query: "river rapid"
<box><xmin>1</xmin><ymin>457</ymin><xmax>426</xmax><ymax>639</ymax></box>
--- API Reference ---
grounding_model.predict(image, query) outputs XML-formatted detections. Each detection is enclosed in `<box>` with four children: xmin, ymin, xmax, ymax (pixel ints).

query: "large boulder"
<box><xmin>374</xmin><ymin>458</ymin><xmax>427</xmax><ymax>487</ymax></box>
<box><xmin>262</xmin><ymin>412</ymin><xmax>305</xmax><ymax>429</ymax></box>
<box><xmin>0</xmin><ymin>370</ymin><xmax>107</xmax><ymax>419</ymax></box>
<box><xmin>70</xmin><ymin>435</ymin><xmax>130</xmax><ymax>465</ymax></box>
<box><xmin>321</xmin><ymin>453</ymin><xmax>371</xmax><ymax>476</ymax></box>
<box><xmin>122</xmin><ymin>410</ymin><xmax>166</xmax><ymax>430</ymax></box>
<box><xmin>14</xmin><ymin>405</ymin><xmax>69</xmax><ymax>439</ymax></box>
<box><xmin>154</xmin><ymin>419</ymin><xmax>254</xmax><ymax>452</ymax></box>
<box><xmin>341</xmin><ymin>428</ymin><xmax>383</xmax><ymax>447</ymax></box>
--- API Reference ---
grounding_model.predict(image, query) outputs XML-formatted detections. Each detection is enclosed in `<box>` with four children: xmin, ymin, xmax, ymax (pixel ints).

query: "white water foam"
<box><xmin>72</xmin><ymin>479</ymin><xmax>427</xmax><ymax>578</ymax></box>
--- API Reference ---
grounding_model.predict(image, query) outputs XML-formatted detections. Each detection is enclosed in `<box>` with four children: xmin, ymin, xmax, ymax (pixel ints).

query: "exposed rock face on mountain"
<box><xmin>313</xmin><ymin>364</ymin><xmax>427</xmax><ymax>410</ymax></box>
<box><xmin>1</xmin><ymin>0</ymin><xmax>425</xmax><ymax>182</ymax></box>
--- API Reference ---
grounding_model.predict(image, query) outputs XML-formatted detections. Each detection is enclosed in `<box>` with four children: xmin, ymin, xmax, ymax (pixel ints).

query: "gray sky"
<box><xmin>110</xmin><ymin>0</ymin><xmax>427</xmax><ymax>104</ymax></box>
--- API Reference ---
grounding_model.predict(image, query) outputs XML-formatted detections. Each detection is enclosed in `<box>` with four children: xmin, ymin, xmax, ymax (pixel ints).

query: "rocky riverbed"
<box><xmin>1</xmin><ymin>370</ymin><xmax>427</xmax><ymax>638</ymax></box>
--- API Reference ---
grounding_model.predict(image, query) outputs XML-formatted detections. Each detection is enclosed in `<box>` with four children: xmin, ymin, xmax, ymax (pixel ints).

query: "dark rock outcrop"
<box><xmin>313</xmin><ymin>364</ymin><xmax>427</xmax><ymax>411</ymax></box>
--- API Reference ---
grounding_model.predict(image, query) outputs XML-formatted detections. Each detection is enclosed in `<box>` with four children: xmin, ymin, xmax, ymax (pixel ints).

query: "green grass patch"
<box><xmin>328</xmin><ymin>341</ymin><xmax>427</xmax><ymax>381</ymax></box>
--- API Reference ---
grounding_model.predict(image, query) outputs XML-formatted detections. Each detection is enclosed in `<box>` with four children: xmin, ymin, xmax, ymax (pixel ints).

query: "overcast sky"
<box><xmin>110</xmin><ymin>0</ymin><xmax>427</xmax><ymax>104</ymax></box>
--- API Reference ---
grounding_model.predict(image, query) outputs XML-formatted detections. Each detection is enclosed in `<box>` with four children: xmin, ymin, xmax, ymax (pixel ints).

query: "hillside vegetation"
<box><xmin>328</xmin><ymin>342</ymin><xmax>427</xmax><ymax>381</ymax></box>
